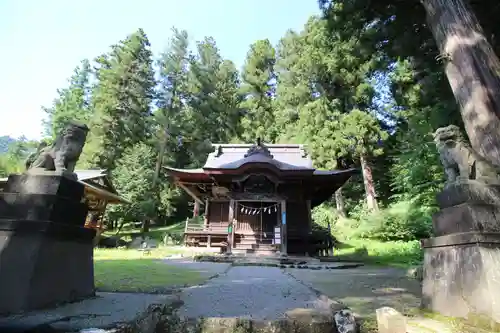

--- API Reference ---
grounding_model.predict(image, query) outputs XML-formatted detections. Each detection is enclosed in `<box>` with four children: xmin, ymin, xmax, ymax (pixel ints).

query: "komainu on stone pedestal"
<box><xmin>25</xmin><ymin>121</ymin><xmax>89</xmax><ymax>180</ymax></box>
<box><xmin>422</xmin><ymin>125</ymin><xmax>500</xmax><ymax>325</ymax></box>
<box><xmin>433</xmin><ymin>125</ymin><xmax>500</xmax><ymax>187</ymax></box>
<box><xmin>0</xmin><ymin>121</ymin><xmax>94</xmax><ymax>314</ymax></box>
<box><xmin>432</xmin><ymin>125</ymin><xmax>500</xmax><ymax>234</ymax></box>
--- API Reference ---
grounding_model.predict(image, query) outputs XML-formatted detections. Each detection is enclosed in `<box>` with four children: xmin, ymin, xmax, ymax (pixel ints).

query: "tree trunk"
<box><xmin>421</xmin><ymin>0</ymin><xmax>500</xmax><ymax>167</ymax></box>
<box><xmin>334</xmin><ymin>187</ymin><xmax>347</xmax><ymax>218</ymax></box>
<box><xmin>145</xmin><ymin>129</ymin><xmax>169</xmax><ymax>233</ymax></box>
<box><xmin>141</xmin><ymin>219</ymin><xmax>150</xmax><ymax>233</ymax></box>
<box><xmin>115</xmin><ymin>219</ymin><xmax>126</xmax><ymax>235</ymax></box>
<box><xmin>360</xmin><ymin>154</ymin><xmax>379</xmax><ymax>211</ymax></box>
<box><xmin>152</xmin><ymin>131</ymin><xmax>168</xmax><ymax>189</ymax></box>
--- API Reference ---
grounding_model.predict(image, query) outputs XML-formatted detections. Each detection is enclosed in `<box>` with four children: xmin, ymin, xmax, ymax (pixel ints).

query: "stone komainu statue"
<box><xmin>433</xmin><ymin>124</ymin><xmax>500</xmax><ymax>186</ymax></box>
<box><xmin>26</xmin><ymin>122</ymin><xmax>89</xmax><ymax>176</ymax></box>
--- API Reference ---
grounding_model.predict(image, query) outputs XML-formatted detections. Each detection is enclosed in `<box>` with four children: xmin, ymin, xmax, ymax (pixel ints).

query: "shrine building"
<box><xmin>164</xmin><ymin>140</ymin><xmax>358</xmax><ymax>256</ymax></box>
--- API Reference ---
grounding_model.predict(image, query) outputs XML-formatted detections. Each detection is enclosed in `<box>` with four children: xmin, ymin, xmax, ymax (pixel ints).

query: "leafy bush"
<box><xmin>314</xmin><ymin>200</ymin><xmax>435</xmax><ymax>242</ymax></box>
<box><xmin>355</xmin><ymin>200</ymin><xmax>435</xmax><ymax>241</ymax></box>
<box><xmin>311</xmin><ymin>204</ymin><xmax>338</xmax><ymax>230</ymax></box>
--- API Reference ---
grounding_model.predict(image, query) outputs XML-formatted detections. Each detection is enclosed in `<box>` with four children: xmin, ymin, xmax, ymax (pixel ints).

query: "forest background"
<box><xmin>3</xmin><ymin>0</ymin><xmax>496</xmax><ymax>264</ymax></box>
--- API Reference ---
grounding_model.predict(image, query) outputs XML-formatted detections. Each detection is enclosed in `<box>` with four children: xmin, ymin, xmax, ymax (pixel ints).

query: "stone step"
<box><xmin>234</xmin><ymin>243</ymin><xmax>276</xmax><ymax>250</ymax></box>
<box><xmin>231</xmin><ymin>248</ymin><xmax>278</xmax><ymax>255</ymax></box>
<box><xmin>237</xmin><ymin>238</ymin><xmax>273</xmax><ymax>245</ymax></box>
<box><xmin>236</xmin><ymin>233</ymin><xmax>274</xmax><ymax>239</ymax></box>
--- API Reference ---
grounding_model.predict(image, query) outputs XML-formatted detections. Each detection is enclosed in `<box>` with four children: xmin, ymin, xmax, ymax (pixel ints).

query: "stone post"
<box><xmin>0</xmin><ymin>173</ymin><xmax>95</xmax><ymax>314</ymax></box>
<box><xmin>422</xmin><ymin>125</ymin><xmax>500</xmax><ymax>324</ymax></box>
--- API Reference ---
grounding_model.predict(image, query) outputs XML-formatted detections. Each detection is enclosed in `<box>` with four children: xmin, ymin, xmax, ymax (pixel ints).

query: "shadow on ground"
<box><xmin>288</xmin><ymin>266</ymin><xmax>422</xmax><ymax>319</ymax></box>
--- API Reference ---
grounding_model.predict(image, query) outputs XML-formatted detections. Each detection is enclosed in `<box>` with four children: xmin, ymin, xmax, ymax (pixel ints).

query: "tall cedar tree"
<box><xmin>187</xmin><ymin>37</ymin><xmax>242</xmax><ymax>154</ymax></box>
<box><xmin>275</xmin><ymin>16</ymin><xmax>385</xmax><ymax>211</ymax></box>
<box><xmin>83</xmin><ymin>29</ymin><xmax>156</xmax><ymax>171</ymax></box>
<box><xmin>239</xmin><ymin>39</ymin><xmax>278</xmax><ymax>143</ymax></box>
<box><xmin>320</xmin><ymin>0</ymin><xmax>500</xmax><ymax>166</ymax></box>
<box><xmin>154</xmin><ymin>28</ymin><xmax>191</xmax><ymax>189</ymax></box>
<box><xmin>42</xmin><ymin>59</ymin><xmax>93</xmax><ymax>139</ymax></box>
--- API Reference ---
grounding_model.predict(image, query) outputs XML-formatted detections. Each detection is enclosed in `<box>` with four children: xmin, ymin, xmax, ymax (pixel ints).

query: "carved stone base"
<box><xmin>0</xmin><ymin>174</ymin><xmax>88</xmax><ymax>226</ymax></box>
<box><xmin>437</xmin><ymin>181</ymin><xmax>500</xmax><ymax>209</ymax></box>
<box><xmin>25</xmin><ymin>168</ymin><xmax>78</xmax><ymax>181</ymax></box>
<box><xmin>3</xmin><ymin>173</ymin><xmax>84</xmax><ymax>198</ymax></box>
<box><xmin>422</xmin><ymin>232</ymin><xmax>500</xmax><ymax>323</ymax></box>
<box><xmin>432</xmin><ymin>202</ymin><xmax>500</xmax><ymax>236</ymax></box>
<box><xmin>0</xmin><ymin>173</ymin><xmax>95</xmax><ymax>314</ymax></box>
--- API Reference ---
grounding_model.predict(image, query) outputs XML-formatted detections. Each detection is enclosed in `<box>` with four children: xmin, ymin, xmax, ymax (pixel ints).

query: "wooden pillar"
<box><xmin>231</xmin><ymin>200</ymin><xmax>236</xmax><ymax>249</ymax></box>
<box><xmin>306</xmin><ymin>200</ymin><xmax>313</xmax><ymax>256</ymax></box>
<box><xmin>193</xmin><ymin>200</ymin><xmax>200</xmax><ymax>217</ymax></box>
<box><xmin>204</xmin><ymin>199</ymin><xmax>209</xmax><ymax>214</ymax></box>
<box><xmin>227</xmin><ymin>200</ymin><xmax>235</xmax><ymax>254</ymax></box>
<box><xmin>306</xmin><ymin>200</ymin><xmax>312</xmax><ymax>231</ymax></box>
<box><xmin>204</xmin><ymin>200</ymin><xmax>209</xmax><ymax>228</ymax></box>
<box><xmin>281</xmin><ymin>200</ymin><xmax>287</xmax><ymax>255</ymax></box>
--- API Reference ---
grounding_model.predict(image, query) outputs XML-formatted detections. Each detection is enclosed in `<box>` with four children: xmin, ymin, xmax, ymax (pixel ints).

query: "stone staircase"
<box><xmin>233</xmin><ymin>233</ymin><xmax>278</xmax><ymax>255</ymax></box>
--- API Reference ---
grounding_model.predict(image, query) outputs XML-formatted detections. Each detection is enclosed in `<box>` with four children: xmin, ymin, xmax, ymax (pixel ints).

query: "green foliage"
<box><xmin>359</xmin><ymin>201</ymin><xmax>434</xmax><ymax>241</ymax></box>
<box><xmin>0</xmin><ymin>137</ymin><xmax>39</xmax><ymax>176</ymax></box>
<box><xmin>335</xmin><ymin>110</ymin><xmax>388</xmax><ymax>158</ymax></box>
<box><xmin>84</xmin><ymin>29</ymin><xmax>156</xmax><ymax>170</ymax></box>
<box><xmin>335</xmin><ymin>239</ymin><xmax>423</xmax><ymax>267</ymax></box>
<box><xmin>311</xmin><ymin>203</ymin><xmax>338</xmax><ymax>229</ymax></box>
<box><xmin>313</xmin><ymin>199</ymin><xmax>434</xmax><ymax>242</ymax></box>
<box><xmin>0</xmin><ymin>136</ymin><xmax>15</xmax><ymax>154</ymax></box>
<box><xmin>240</xmin><ymin>39</ymin><xmax>278</xmax><ymax>143</ymax></box>
<box><xmin>107</xmin><ymin>143</ymin><xmax>157</xmax><ymax>222</ymax></box>
<box><xmin>42</xmin><ymin>59</ymin><xmax>93</xmax><ymax>139</ymax></box>
<box><xmin>31</xmin><ymin>0</ymin><xmax>472</xmax><ymax>247</ymax></box>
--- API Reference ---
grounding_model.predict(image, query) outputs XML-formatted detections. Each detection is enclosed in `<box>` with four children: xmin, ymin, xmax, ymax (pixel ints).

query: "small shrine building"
<box><xmin>164</xmin><ymin>140</ymin><xmax>358</xmax><ymax>255</ymax></box>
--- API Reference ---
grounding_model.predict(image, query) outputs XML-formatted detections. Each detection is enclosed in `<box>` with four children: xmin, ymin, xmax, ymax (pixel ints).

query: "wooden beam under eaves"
<box><xmin>178</xmin><ymin>182</ymin><xmax>204</xmax><ymax>205</ymax></box>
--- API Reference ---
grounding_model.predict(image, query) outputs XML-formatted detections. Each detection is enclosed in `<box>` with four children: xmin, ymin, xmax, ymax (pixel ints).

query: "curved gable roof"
<box><xmin>203</xmin><ymin>142</ymin><xmax>314</xmax><ymax>171</ymax></box>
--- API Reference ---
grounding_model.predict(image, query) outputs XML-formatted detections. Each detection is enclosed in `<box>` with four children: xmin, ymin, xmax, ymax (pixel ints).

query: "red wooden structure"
<box><xmin>165</xmin><ymin>140</ymin><xmax>358</xmax><ymax>255</ymax></box>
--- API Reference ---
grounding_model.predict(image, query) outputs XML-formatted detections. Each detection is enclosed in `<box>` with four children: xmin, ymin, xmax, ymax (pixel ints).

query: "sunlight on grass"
<box><xmin>94</xmin><ymin>247</ymin><xmax>205</xmax><ymax>293</ymax></box>
<box><xmin>335</xmin><ymin>239</ymin><xmax>422</xmax><ymax>267</ymax></box>
<box><xmin>102</xmin><ymin>222</ymin><xmax>185</xmax><ymax>242</ymax></box>
<box><xmin>94</xmin><ymin>259</ymin><xmax>204</xmax><ymax>293</ymax></box>
<box><xmin>94</xmin><ymin>246</ymin><xmax>185</xmax><ymax>260</ymax></box>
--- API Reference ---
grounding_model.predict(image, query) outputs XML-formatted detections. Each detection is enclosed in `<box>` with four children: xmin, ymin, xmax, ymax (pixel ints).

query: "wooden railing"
<box><xmin>184</xmin><ymin>218</ymin><xmax>229</xmax><ymax>233</ymax></box>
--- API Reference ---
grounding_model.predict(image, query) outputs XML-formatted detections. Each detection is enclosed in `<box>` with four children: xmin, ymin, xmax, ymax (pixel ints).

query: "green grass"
<box><xmin>102</xmin><ymin>222</ymin><xmax>185</xmax><ymax>243</ymax></box>
<box><xmin>94</xmin><ymin>247</ymin><xmax>205</xmax><ymax>293</ymax></box>
<box><xmin>94</xmin><ymin>246</ymin><xmax>186</xmax><ymax>260</ymax></box>
<box><xmin>103</xmin><ymin>222</ymin><xmax>422</xmax><ymax>268</ymax></box>
<box><xmin>334</xmin><ymin>238</ymin><xmax>423</xmax><ymax>268</ymax></box>
<box><xmin>406</xmin><ymin>309</ymin><xmax>500</xmax><ymax>333</ymax></box>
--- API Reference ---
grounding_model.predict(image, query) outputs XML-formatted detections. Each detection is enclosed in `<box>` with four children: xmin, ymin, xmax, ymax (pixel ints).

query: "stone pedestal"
<box><xmin>0</xmin><ymin>173</ymin><xmax>96</xmax><ymax>314</ymax></box>
<box><xmin>422</xmin><ymin>233</ymin><xmax>500</xmax><ymax>322</ymax></box>
<box><xmin>422</xmin><ymin>182</ymin><xmax>500</xmax><ymax>323</ymax></box>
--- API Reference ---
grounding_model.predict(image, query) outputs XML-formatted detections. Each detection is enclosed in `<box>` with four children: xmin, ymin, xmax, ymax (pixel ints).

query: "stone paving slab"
<box><xmin>287</xmin><ymin>266</ymin><xmax>422</xmax><ymax>319</ymax></box>
<box><xmin>0</xmin><ymin>292</ymin><xmax>180</xmax><ymax>332</ymax></box>
<box><xmin>176</xmin><ymin>266</ymin><xmax>344</xmax><ymax>321</ymax></box>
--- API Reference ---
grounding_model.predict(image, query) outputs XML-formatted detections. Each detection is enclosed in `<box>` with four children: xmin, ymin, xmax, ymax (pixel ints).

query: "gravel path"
<box><xmin>175</xmin><ymin>266</ymin><xmax>334</xmax><ymax>321</ymax></box>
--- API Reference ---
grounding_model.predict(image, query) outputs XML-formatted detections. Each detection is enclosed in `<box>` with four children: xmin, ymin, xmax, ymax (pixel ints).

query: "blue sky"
<box><xmin>0</xmin><ymin>0</ymin><xmax>320</xmax><ymax>140</ymax></box>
